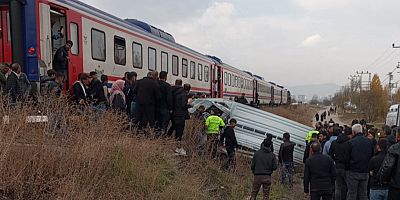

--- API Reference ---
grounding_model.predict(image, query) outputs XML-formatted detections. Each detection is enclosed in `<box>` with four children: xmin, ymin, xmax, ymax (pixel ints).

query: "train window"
<box><xmin>91</xmin><ymin>28</ymin><xmax>106</xmax><ymax>61</ymax></box>
<box><xmin>198</xmin><ymin>63</ymin><xmax>203</xmax><ymax>81</ymax></box>
<box><xmin>228</xmin><ymin>73</ymin><xmax>231</xmax><ymax>86</ymax></box>
<box><xmin>6</xmin><ymin>12</ymin><xmax>10</xmax><ymax>42</ymax></box>
<box><xmin>70</xmin><ymin>23</ymin><xmax>79</xmax><ymax>55</ymax></box>
<box><xmin>133</xmin><ymin>42</ymin><xmax>142</xmax><ymax>69</ymax></box>
<box><xmin>235</xmin><ymin>76</ymin><xmax>238</xmax><ymax>87</ymax></box>
<box><xmin>161</xmin><ymin>51</ymin><xmax>168</xmax><ymax>72</ymax></box>
<box><xmin>172</xmin><ymin>55</ymin><xmax>179</xmax><ymax>76</ymax></box>
<box><xmin>224</xmin><ymin>72</ymin><xmax>227</xmax><ymax>85</ymax></box>
<box><xmin>114</xmin><ymin>36</ymin><xmax>126</xmax><ymax>65</ymax></box>
<box><xmin>182</xmin><ymin>58</ymin><xmax>188</xmax><ymax>78</ymax></box>
<box><xmin>204</xmin><ymin>66</ymin><xmax>209</xmax><ymax>82</ymax></box>
<box><xmin>190</xmin><ymin>61</ymin><xmax>195</xmax><ymax>79</ymax></box>
<box><xmin>148</xmin><ymin>47</ymin><xmax>157</xmax><ymax>70</ymax></box>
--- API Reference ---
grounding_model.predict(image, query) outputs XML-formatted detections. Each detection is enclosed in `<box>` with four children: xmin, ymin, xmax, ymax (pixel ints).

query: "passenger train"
<box><xmin>0</xmin><ymin>0</ymin><xmax>290</xmax><ymax>106</ymax></box>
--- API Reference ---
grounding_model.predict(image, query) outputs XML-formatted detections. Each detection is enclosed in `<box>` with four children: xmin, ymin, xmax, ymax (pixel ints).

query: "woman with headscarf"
<box><xmin>110</xmin><ymin>80</ymin><xmax>126</xmax><ymax>113</ymax></box>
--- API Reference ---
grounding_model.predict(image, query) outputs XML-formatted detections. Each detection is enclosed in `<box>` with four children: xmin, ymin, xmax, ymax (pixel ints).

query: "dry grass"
<box><xmin>0</xmin><ymin>96</ymin><xmax>313</xmax><ymax>200</ymax></box>
<box><xmin>0</xmin><ymin>96</ymin><xmax>260</xmax><ymax>200</ymax></box>
<box><xmin>262</xmin><ymin>105</ymin><xmax>321</xmax><ymax>126</ymax></box>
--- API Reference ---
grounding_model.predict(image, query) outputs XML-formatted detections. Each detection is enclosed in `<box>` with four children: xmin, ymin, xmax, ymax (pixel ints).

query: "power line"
<box><xmin>366</xmin><ymin>46</ymin><xmax>392</xmax><ymax>69</ymax></box>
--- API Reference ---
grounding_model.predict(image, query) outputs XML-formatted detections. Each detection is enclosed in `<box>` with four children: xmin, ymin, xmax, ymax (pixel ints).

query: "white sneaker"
<box><xmin>175</xmin><ymin>148</ymin><xmax>180</xmax><ymax>154</ymax></box>
<box><xmin>179</xmin><ymin>148</ymin><xmax>187</xmax><ymax>156</ymax></box>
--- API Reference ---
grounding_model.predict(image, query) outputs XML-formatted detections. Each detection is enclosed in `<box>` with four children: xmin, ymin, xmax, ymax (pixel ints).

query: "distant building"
<box><xmin>297</xmin><ymin>95</ymin><xmax>306</xmax><ymax>103</ymax></box>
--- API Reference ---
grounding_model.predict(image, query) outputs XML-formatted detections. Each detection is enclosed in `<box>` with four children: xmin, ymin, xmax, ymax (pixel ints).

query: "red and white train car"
<box><xmin>1</xmin><ymin>0</ymin><xmax>290</xmax><ymax>105</ymax></box>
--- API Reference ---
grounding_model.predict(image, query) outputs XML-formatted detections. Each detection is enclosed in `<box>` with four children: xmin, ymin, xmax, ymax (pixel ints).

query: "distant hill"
<box><xmin>287</xmin><ymin>83</ymin><xmax>341</xmax><ymax>101</ymax></box>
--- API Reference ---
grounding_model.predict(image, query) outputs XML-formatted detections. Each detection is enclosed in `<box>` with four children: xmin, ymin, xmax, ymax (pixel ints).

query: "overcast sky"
<box><xmin>80</xmin><ymin>0</ymin><xmax>400</xmax><ymax>87</ymax></box>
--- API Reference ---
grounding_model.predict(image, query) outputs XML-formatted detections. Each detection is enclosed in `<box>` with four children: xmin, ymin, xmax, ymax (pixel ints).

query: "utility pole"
<box><xmin>387</xmin><ymin>62</ymin><xmax>400</xmax><ymax>103</ymax></box>
<box><xmin>356</xmin><ymin>71</ymin><xmax>372</xmax><ymax>90</ymax></box>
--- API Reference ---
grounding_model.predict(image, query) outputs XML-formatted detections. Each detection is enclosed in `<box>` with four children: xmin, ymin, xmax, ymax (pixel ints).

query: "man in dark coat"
<box><xmin>0</xmin><ymin>63</ymin><xmax>9</xmax><ymax>92</ymax></box>
<box><xmin>72</xmin><ymin>73</ymin><xmax>90</xmax><ymax>105</ymax></box>
<box><xmin>328</xmin><ymin>127</ymin><xmax>352</xmax><ymax>200</ymax></box>
<box><xmin>279</xmin><ymin>132</ymin><xmax>296</xmax><ymax>187</ymax></box>
<box><xmin>134</xmin><ymin>71</ymin><xmax>161</xmax><ymax>130</ymax></box>
<box><xmin>315</xmin><ymin>113</ymin><xmax>320</xmax><ymax>122</ymax></box>
<box><xmin>345</xmin><ymin>124</ymin><xmax>374</xmax><ymax>200</ymax></box>
<box><xmin>5</xmin><ymin>63</ymin><xmax>22</xmax><ymax>102</ymax></box>
<box><xmin>250</xmin><ymin>140</ymin><xmax>277</xmax><ymax>200</ymax></box>
<box><xmin>369</xmin><ymin>139</ymin><xmax>389</xmax><ymax>200</ymax></box>
<box><xmin>304</xmin><ymin>142</ymin><xmax>336</xmax><ymax>200</ymax></box>
<box><xmin>53</xmin><ymin>40</ymin><xmax>73</xmax><ymax>77</ymax></box>
<box><xmin>220</xmin><ymin>118</ymin><xmax>238</xmax><ymax>170</ymax></box>
<box><xmin>172</xmin><ymin>82</ymin><xmax>191</xmax><ymax>155</ymax></box>
<box><xmin>124</xmin><ymin>72</ymin><xmax>137</xmax><ymax>117</ymax></box>
<box><xmin>303</xmin><ymin>133</ymin><xmax>318</xmax><ymax>163</ymax></box>
<box><xmin>379</xmin><ymin>130</ymin><xmax>400</xmax><ymax>199</ymax></box>
<box><xmin>156</xmin><ymin>71</ymin><xmax>172</xmax><ymax>135</ymax></box>
<box><xmin>88</xmin><ymin>71</ymin><xmax>106</xmax><ymax>108</ymax></box>
<box><xmin>237</xmin><ymin>93</ymin><xmax>248</xmax><ymax>104</ymax></box>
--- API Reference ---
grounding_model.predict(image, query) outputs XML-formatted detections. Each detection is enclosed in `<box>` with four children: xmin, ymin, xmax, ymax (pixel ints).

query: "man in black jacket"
<box><xmin>156</xmin><ymin>71</ymin><xmax>172</xmax><ymax>135</ymax></box>
<box><xmin>236</xmin><ymin>93</ymin><xmax>248</xmax><ymax>104</ymax></box>
<box><xmin>303</xmin><ymin>133</ymin><xmax>318</xmax><ymax>164</ymax></box>
<box><xmin>53</xmin><ymin>40</ymin><xmax>73</xmax><ymax>77</ymax></box>
<box><xmin>328</xmin><ymin>127</ymin><xmax>352</xmax><ymax>200</ymax></box>
<box><xmin>124</xmin><ymin>72</ymin><xmax>137</xmax><ymax>117</ymax></box>
<box><xmin>4</xmin><ymin>63</ymin><xmax>22</xmax><ymax>103</ymax></box>
<box><xmin>379</xmin><ymin>131</ymin><xmax>400</xmax><ymax>199</ymax></box>
<box><xmin>72</xmin><ymin>73</ymin><xmax>90</xmax><ymax>105</ymax></box>
<box><xmin>304</xmin><ymin>142</ymin><xmax>336</xmax><ymax>200</ymax></box>
<box><xmin>220</xmin><ymin>118</ymin><xmax>238</xmax><ymax>170</ymax></box>
<box><xmin>88</xmin><ymin>71</ymin><xmax>106</xmax><ymax>109</ymax></box>
<box><xmin>134</xmin><ymin>71</ymin><xmax>161</xmax><ymax>130</ymax></box>
<box><xmin>250</xmin><ymin>140</ymin><xmax>277</xmax><ymax>200</ymax></box>
<box><xmin>279</xmin><ymin>132</ymin><xmax>295</xmax><ymax>187</ymax></box>
<box><xmin>172</xmin><ymin>82</ymin><xmax>191</xmax><ymax>156</ymax></box>
<box><xmin>345</xmin><ymin>124</ymin><xmax>374</xmax><ymax>200</ymax></box>
<box><xmin>369</xmin><ymin>139</ymin><xmax>389</xmax><ymax>200</ymax></box>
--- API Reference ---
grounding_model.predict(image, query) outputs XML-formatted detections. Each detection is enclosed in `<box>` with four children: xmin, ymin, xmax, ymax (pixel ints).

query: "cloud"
<box><xmin>293</xmin><ymin>0</ymin><xmax>347</xmax><ymax>11</ymax></box>
<box><xmin>300</xmin><ymin>34</ymin><xmax>321</xmax><ymax>47</ymax></box>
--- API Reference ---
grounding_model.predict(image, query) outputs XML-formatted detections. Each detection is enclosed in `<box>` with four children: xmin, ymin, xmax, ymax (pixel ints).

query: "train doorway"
<box><xmin>0</xmin><ymin>5</ymin><xmax>11</xmax><ymax>63</ymax></box>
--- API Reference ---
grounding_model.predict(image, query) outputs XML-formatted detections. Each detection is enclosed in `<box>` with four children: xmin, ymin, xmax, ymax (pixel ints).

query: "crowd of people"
<box><xmin>1</xmin><ymin>42</ymin><xmax>399</xmax><ymax>199</ymax></box>
<box><xmin>301</xmin><ymin>119</ymin><xmax>400</xmax><ymax>200</ymax></box>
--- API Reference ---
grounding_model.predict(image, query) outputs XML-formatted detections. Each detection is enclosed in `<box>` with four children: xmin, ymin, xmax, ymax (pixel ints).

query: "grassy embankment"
<box><xmin>0</xmin><ymin>97</ymin><xmax>318</xmax><ymax>200</ymax></box>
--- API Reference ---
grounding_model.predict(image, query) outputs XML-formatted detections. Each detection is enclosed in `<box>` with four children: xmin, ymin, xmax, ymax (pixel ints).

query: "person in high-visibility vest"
<box><xmin>306</xmin><ymin>130</ymin><xmax>319</xmax><ymax>145</ymax></box>
<box><xmin>205</xmin><ymin>108</ymin><xmax>225</xmax><ymax>158</ymax></box>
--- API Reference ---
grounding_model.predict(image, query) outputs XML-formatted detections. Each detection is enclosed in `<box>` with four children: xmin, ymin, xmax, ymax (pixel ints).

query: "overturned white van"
<box><xmin>189</xmin><ymin>99</ymin><xmax>313</xmax><ymax>164</ymax></box>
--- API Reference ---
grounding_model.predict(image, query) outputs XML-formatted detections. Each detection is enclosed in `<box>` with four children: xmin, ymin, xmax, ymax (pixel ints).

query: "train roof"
<box><xmin>253</xmin><ymin>75</ymin><xmax>264</xmax><ymax>80</ymax></box>
<box><xmin>124</xmin><ymin>19</ymin><xmax>175</xmax><ymax>43</ymax></box>
<box><xmin>222</xmin><ymin>63</ymin><xmax>254</xmax><ymax>78</ymax></box>
<box><xmin>243</xmin><ymin>71</ymin><xmax>253</xmax><ymax>76</ymax></box>
<box><xmin>206</xmin><ymin>55</ymin><xmax>222</xmax><ymax>64</ymax></box>
<box><xmin>58</xmin><ymin>0</ymin><xmax>214</xmax><ymax>63</ymax></box>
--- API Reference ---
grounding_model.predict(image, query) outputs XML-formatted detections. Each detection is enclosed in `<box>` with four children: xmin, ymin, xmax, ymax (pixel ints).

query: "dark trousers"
<box><xmin>156</xmin><ymin>109</ymin><xmax>170</xmax><ymax>135</ymax></box>
<box><xmin>311</xmin><ymin>191</ymin><xmax>333</xmax><ymax>200</ymax></box>
<box><xmin>335</xmin><ymin>169</ymin><xmax>347</xmax><ymax>200</ymax></box>
<box><xmin>136</xmin><ymin>104</ymin><xmax>156</xmax><ymax>130</ymax></box>
<box><xmin>388</xmin><ymin>187</ymin><xmax>400</xmax><ymax>200</ymax></box>
<box><xmin>250</xmin><ymin>175</ymin><xmax>272</xmax><ymax>200</ymax></box>
<box><xmin>174</xmin><ymin>119</ymin><xmax>185</xmax><ymax>141</ymax></box>
<box><xmin>167</xmin><ymin>117</ymin><xmax>175</xmax><ymax>137</ymax></box>
<box><xmin>346</xmin><ymin>171</ymin><xmax>368</xmax><ymax>200</ymax></box>
<box><xmin>224</xmin><ymin>147</ymin><xmax>236</xmax><ymax>169</ymax></box>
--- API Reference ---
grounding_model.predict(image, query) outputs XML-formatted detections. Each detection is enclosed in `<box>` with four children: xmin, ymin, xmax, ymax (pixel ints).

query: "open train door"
<box><xmin>211</xmin><ymin>64</ymin><xmax>222</xmax><ymax>98</ymax></box>
<box><xmin>65</xmin><ymin>8</ymin><xmax>82</xmax><ymax>91</ymax></box>
<box><xmin>0</xmin><ymin>5</ymin><xmax>11</xmax><ymax>63</ymax></box>
<box><xmin>253</xmin><ymin>79</ymin><xmax>258</xmax><ymax>106</ymax></box>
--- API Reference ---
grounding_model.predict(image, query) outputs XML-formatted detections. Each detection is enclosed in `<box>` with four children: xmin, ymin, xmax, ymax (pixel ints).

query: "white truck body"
<box><xmin>190</xmin><ymin>99</ymin><xmax>313</xmax><ymax>164</ymax></box>
<box><xmin>386</xmin><ymin>104</ymin><xmax>400</xmax><ymax>127</ymax></box>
